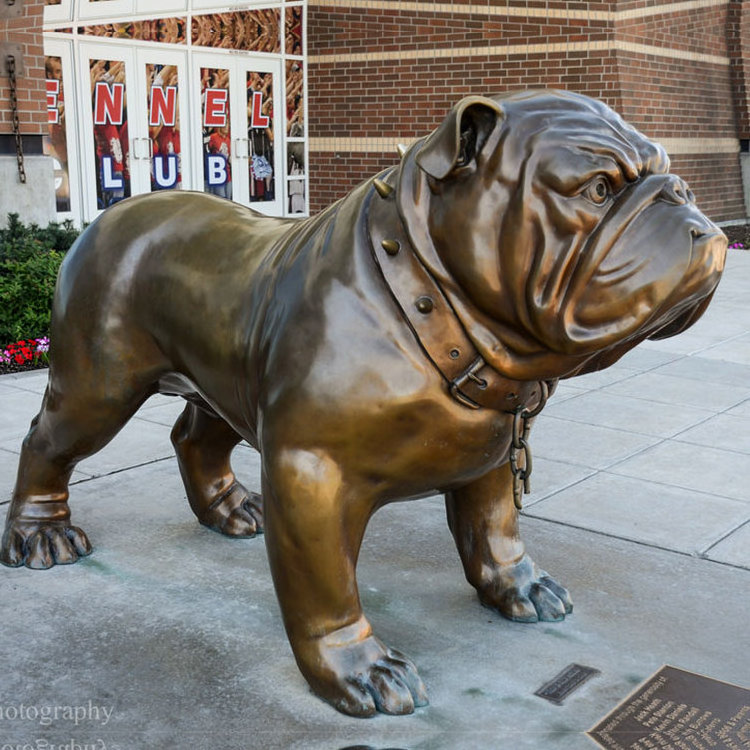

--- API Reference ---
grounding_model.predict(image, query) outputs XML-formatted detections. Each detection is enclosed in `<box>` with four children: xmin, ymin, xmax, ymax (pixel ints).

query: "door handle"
<box><xmin>132</xmin><ymin>138</ymin><xmax>152</xmax><ymax>160</ymax></box>
<box><xmin>234</xmin><ymin>138</ymin><xmax>249</xmax><ymax>159</ymax></box>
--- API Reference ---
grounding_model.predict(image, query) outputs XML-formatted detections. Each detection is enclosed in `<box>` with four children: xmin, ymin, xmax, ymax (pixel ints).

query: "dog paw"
<box><xmin>336</xmin><ymin>647</ymin><xmax>428</xmax><ymax>717</ymax></box>
<box><xmin>301</xmin><ymin>627</ymin><xmax>429</xmax><ymax>717</ymax></box>
<box><xmin>0</xmin><ymin>521</ymin><xmax>92</xmax><ymax>569</ymax></box>
<box><xmin>199</xmin><ymin>484</ymin><xmax>264</xmax><ymax>538</ymax></box>
<box><xmin>478</xmin><ymin>553</ymin><xmax>573</xmax><ymax>623</ymax></box>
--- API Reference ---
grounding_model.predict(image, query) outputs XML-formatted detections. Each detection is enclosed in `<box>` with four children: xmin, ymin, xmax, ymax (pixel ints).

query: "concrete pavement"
<box><xmin>1</xmin><ymin>252</ymin><xmax>749</xmax><ymax>749</ymax></box>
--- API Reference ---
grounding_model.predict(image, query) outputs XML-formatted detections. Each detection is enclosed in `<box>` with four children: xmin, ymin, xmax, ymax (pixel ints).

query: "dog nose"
<box><xmin>690</xmin><ymin>223</ymin><xmax>727</xmax><ymax>247</ymax></box>
<box><xmin>690</xmin><ymin>225</ymin><xmax>712</xmax><ymax>240</ymax></box>
<box><xmin>659</xmin><ymin>176</ymin><xmax>695</xmax><ymax>206</ymax></box>
<box><xmin>687</xmin><ymin>220</ymin><xmax>727</xmax><ymax>272</ymax></box>
<box><xmin>685</xmin><ymin>210</ymin><xmax>725</xmax><ymax>243</ymax></box>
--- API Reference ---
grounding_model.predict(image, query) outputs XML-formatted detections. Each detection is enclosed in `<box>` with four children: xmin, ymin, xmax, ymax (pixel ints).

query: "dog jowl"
<box><xmin>1</xmin><ymin>90</ymin><xmax>726</xmax><ymax>716</ymax></box>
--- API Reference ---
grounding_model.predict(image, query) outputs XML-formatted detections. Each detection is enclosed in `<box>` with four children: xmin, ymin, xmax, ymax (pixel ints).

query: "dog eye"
<box><xmin>583</xmin><ymin>177</ymin><xmax>611</xmax><ymax>205</ymax></box>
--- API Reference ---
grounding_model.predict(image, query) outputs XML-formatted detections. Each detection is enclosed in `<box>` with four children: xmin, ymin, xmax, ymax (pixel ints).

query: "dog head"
<box><xmin>397</xmin><ymin>90</ymin><xmax>727</xmax><ymax>380</ymax></box>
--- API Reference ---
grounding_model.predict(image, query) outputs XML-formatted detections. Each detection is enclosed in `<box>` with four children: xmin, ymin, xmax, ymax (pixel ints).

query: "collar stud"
<box><xmin>374</xmin><ymin>178</ymin><xmax>394</xmax><ymax>199</ymax></box>
<box><xmin>381</xmin><ymin>239</ymin><xmax>400</xmax><ymax>255</ymax></box>
<box><xmin>416</xmin><ymin>296</ymin><xmax>434</xmax><ymax>314</ymax></box>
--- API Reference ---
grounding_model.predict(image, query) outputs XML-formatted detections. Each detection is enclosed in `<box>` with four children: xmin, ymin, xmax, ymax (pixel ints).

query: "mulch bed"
<box><xmin>0</xmin><ymin>360</ymin><xmax>47</xmax><ymax>376</ymax></box>
<box><xmin>2</xmin><ymin>223</ymin><xmax>749</xmax><ymax>377</ymax></box>
<box><xmin>723</xmin><ymin>223</ymin><xmax>750</xmax><ymax>248</ymax></box>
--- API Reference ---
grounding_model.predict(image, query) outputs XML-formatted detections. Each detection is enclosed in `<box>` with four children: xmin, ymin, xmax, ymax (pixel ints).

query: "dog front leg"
<box><xmin>262</xmin><ymin>447</ymin><xmax>428</xmax><ymax>717</ymax></box>
<box><xmin>445</xmin><ymin>463</ymin><xmax>573</xmax><ymax>622</ymax></box>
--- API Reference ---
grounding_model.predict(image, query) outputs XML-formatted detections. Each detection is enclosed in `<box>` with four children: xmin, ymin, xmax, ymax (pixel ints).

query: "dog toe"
<box><xmin>530</xmin><ymin>583</ymin><xmax>567</xmax><ymax>622</ymax></box>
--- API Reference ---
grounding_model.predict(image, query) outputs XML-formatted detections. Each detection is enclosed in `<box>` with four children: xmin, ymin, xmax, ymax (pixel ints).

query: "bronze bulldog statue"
<box><xmin>1</xmin><ymin>90</ymin><xmax>726</xmax><ymax>716</ymax></box>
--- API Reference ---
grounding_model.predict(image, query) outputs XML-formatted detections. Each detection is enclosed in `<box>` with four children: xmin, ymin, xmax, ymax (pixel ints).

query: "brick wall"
<box><xmin>308</xmin><ymin>0</ymin><xmax>746</xmax><ymax>222</ymax></box>
<box><xmin>0</xmin><ymin>0</ymin><xmax>47</xmax><ymax>135</ymax></box>
<box><xmin>309</xmin><ymin>151</ymin><xmax>397</xmax><ymax>210</ymax></box>
<box><xmin>728</xmin><ymin>0</ymin><xmax>749</xmax><ymax>141</ymax></box>
<box><xmin>614</xmin><ymin>0</ymin><xmax>741</xmax><ymax>219</ymax></box>
<box><xmin>309</xmin><ymin>51</ymin><xmax>620</xmax><ymax>140</ymax></box>
<box><xmin>671</xmin><ymin>153</ymin><xmax>745</xmax><ymax>220</ymax></box>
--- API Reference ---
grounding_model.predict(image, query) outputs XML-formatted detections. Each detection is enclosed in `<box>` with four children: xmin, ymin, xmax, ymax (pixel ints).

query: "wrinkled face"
<box><xmin>411</xmin><ymin>90</ymin><xmax>726</xmax><ymax>375</ymax></box>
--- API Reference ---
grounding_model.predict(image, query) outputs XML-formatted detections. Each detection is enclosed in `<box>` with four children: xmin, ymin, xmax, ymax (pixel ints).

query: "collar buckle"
<box><xmin>449</xmin><ymin>356</ymin><xmax>487</xmax><ymax>409</ymax></box>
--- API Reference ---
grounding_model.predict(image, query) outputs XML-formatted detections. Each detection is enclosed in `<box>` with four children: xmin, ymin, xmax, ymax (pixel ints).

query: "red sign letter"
<box><xmin>204</xmin><ymin>89</ymin><xmax>228</xmax><ymax>127</ymax></box>
<box><xmin>94</xmin><ymin>81</ymin><xmax>125</xmax><ymax>126</ymax></box>
<box><xmin>149</xmin><ymin>86</ymin><xmax>177</xmax><ymax>127</ymax></box>
<box><xmin>46</xmin><ymin>80</ymin><xmax>60</xmax><ymax>124</ymax></box>
<box><xmin>250</xmin><ymin>91</ymin><xmax>269</xmax><ymax>128</ymax></box>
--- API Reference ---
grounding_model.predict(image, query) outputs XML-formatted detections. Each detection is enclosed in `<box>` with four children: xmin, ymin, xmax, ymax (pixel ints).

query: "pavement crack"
<box><xmin>69</xmin><ymin>455</ymin><xmax>176</xmax><ymax>485</ymax></box>
<box><xmin>698</xmin><ymin>517</ymin><xmax>750</xmax><ymax>558</ymax></box>
<box><xmin>522</xmin><ymin>513</ymin><xmax>750</xmax><ymax>571</ymax></box>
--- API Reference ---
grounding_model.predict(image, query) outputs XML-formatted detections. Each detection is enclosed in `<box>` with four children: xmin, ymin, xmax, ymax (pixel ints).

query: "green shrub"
<box><xmin>0</xmin><ymin>214</ymin><xmax>80</xmax><ymax>344</ymax></box>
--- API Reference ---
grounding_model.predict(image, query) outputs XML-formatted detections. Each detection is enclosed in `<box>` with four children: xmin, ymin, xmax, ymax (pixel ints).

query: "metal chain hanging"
<box><xmin>6</xmin><ymin>54</ymin><xmax>26</xmax><ymax>184</ymax></box>
<box><xmin>508</xmin><ymin>380</ymin><xmax>550</xmax><ymax>510</ymax></box>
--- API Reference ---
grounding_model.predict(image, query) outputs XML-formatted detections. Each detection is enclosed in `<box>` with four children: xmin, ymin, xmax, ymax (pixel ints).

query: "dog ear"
<box><xmin>415</xmin><ymin>96</ymin><xmax>504</xmax><ymax>180</ymax></box>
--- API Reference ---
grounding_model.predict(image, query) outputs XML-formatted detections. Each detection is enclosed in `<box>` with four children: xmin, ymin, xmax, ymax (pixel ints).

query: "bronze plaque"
<box><xmin>535</xmin><ymin>663</ymin><xmax>600</xmax><ymax>705</ymax></box>
<box><xmin>588</xmin><ymin>665</ymin><xmax>750</xmax><ymax>750</ymax></box>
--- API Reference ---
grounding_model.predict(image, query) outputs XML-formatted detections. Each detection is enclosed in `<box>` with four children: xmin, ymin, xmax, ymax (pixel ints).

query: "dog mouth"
<box><xmin>551</xmin><ymin>174</ymin><xmax>726</xmax><ymax>353</ymax></box>
<box><xmin>645</xmin><ymin>225</ymin><xmax>727</xmax><ymax>340</ymax></box>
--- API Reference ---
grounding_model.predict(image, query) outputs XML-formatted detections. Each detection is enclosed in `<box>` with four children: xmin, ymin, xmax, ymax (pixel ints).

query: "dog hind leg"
<box><xmin>1</xmin><ymin>370</ymin><xmax>158</xmax><ymax>569</ymax></box>
<box><xmin>171</xmin><ymin>401</ymin><xmax>262</xmax><ymax>537</ymax></box>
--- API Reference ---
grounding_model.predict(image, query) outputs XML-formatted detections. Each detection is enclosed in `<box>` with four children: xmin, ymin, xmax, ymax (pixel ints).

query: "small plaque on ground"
<box><xmin>587</xmin><ymin>665</ymin><xmax>750</xmax><ymax>750</ymax></box>
<box><xmin>535</xmin><ymin>663</ymin><xmax>600</xmax><ymax>705</ymax></box>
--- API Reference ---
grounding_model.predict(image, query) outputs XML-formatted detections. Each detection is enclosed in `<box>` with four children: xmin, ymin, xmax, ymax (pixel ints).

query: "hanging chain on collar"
<box><xmin>509</xmin><ymin>380</ymin><xmax>550</xmax><ymax>510</ymax></box>
<box><xmin>6</xmin><ymin>55</ymin><xmax>26</xmax><ymax>184</ymax></box>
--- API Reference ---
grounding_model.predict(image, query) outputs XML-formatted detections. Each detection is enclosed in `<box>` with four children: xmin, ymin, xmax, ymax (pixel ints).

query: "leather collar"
<box><xmin>366</xmin><ymin>172</ymin><xmax>547</xmax><ymax>413</ymax></box>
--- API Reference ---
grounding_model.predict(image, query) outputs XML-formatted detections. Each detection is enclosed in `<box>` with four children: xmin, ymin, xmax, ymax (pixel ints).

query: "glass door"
<box><xmin>43</xmin><ymin>37</ymin><xmax>82</xmax><ymax>222</ymax></box>
<box><xmin>234</xmin><ymin>58</ymin><xmax>283</xmax><ymax>216</ymax></box>
<box><xmin>136</xmin><ymin>47</ymin><xmax>191</xmax><ymax>193</ymax></box>
<box><xmin>191</xmin><ymin>53</ymin><xmax>283</xmax><ymax>216</ymax></box>
<box><xmin>192</xmin><ymin>54</ymin><xmax>233</xmax><ymax>202</ymax></box>
<box><xmin>77</xmin><ymin>42</ymin><xmax>139</xmax><ymax>219</ymax></box>
<box><xmin>78</xmin><ymin>42</ymin><xmax>192</xmax><ymax>220</ymax></box>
